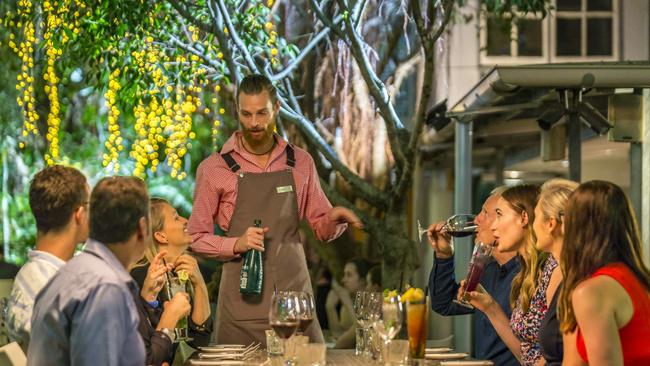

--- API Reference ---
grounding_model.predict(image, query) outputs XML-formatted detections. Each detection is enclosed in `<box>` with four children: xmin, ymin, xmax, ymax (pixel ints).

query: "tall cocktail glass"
<box><xmin>406</xmin><ymin>296</ymin><xmax>429</xmax><ymax>359</ymax></box>
<box><xmin>454</xmin><ymin>241</ymin><xmax>493</xmax><ymax>308</ymax></box>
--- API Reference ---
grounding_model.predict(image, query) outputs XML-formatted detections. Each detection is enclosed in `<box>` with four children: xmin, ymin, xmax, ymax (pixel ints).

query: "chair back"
<box><xmin>0</xmin><ymin>342</ymin><xmax>26</xmax><ymax>366</ymax></box>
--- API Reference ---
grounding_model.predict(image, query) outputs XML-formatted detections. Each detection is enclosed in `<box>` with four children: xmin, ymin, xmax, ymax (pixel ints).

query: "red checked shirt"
<box><xmin>189</xmin><ymin>131</ymin><xmax>347</xmax><ymax>260</ymax></box>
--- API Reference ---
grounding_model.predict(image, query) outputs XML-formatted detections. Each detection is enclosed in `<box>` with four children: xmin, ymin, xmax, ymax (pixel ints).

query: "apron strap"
<box><xmin>221</xmin><ymin>152</ymin><xmax>241</xmax><ymax>173</ymax></box>
<box><xmin>286</xmin><ymin>144</ymin><xmax>295</xmax><ymax>168</ymax></box>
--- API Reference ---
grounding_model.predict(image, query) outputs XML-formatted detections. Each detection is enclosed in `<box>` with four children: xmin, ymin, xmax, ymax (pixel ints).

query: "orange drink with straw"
<box><xmin>403</xmin><ymin>288</ymin><xmax>429</xmax><ymax>359</ymax></box>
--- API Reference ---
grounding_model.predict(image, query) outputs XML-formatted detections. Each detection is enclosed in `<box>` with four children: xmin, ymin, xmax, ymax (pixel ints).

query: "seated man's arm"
<box><xmin>429</xmin><ymin>257</ymin><xmax>473</xmax><ymax>316</ymax></box>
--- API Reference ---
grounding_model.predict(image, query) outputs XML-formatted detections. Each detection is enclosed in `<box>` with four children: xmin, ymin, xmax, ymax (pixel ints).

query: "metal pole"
<box><xmin>566</xmin><ymin>90</ymin><xmax>582</xmax><ymax>182</ymax></box>
<box><xmin>454</xmin><ymin>119</ymin><xmax>473</xmax><ymax>354</ymax></box>
<box><xmin>642</xmin><ymin>89</ymin><xmax>650</xmax><ymax>266</ymax></box>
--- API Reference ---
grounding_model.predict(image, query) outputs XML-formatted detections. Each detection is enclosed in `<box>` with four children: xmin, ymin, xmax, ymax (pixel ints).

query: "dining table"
<box><xmin>186</xmin><ymin>348</ymin><xmax>494</xmax><ymax>365</ymax></box>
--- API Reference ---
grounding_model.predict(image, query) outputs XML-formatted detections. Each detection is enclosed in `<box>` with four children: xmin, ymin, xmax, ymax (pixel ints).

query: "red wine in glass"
<box><xmin>298</xmin><ymin>317</ymin><xmax>313</xmax><ymax>333</ymax></box>
<box><xmin>448</xmin><ymin>229</ymin><xmax>476</xmax><ymax>238</ymax></box>
<box><xmin>271</xmin><ymin>320</ymin><xmax>299</xmax><ymax>339</ymax></box>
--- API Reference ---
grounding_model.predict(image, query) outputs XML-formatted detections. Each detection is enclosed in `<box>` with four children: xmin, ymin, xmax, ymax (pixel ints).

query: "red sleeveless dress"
<box><xmin>576</xmin><ymin>263</ymin><xmax>650</xmax><ymax>365</ymax></box>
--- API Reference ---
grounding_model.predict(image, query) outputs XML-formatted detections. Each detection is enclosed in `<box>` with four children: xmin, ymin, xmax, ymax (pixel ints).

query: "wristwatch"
<box><xmin>159</xmin><ymin>328</ymin><xmax>176</xmax><ymax>343</ymax></box>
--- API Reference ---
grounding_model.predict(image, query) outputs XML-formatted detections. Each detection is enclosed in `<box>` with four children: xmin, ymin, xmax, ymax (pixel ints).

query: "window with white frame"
<box><xmin>551</xmin><ymin>0</ymin><xmax>618</xmax><ymax>61</ymax></box>
<box><xmin>480</xmin><ymin>0</ymin><xmax>618</xmax><ymax>65</ymax></box>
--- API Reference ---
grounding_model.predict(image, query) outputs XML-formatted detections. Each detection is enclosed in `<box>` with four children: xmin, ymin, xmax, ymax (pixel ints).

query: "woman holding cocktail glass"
<box><xmin>532</xmin><ymin>179</ymin><xmax>578</xmax><ymax>365</ymax></box>
<box><xmin>464</xmin><ymin>184</ymin><xmax>555</xmax><ymax>366</ymax></box>
<box><xmin>559</xmin><ymin>181</ymin><xmax>650</xmax><ymax>366</ymax></box>
<box><xmin>131</xmin><ymin>198</ymin><xmax>213</xmax><ymax>359</ymax></box>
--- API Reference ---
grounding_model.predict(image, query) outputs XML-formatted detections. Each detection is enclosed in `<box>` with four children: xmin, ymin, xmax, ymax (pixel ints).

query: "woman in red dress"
<box><xmin>559</xmin><ymin>180</ymin><xmax>650</xmax><ymax>366</ymax></box>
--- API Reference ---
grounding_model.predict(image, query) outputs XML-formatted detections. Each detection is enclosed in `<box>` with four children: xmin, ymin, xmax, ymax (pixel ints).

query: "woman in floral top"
<box><xmin>464</xmin><ymin>184</ymin><xmax>557</xmax><ymax>366</ymax></box>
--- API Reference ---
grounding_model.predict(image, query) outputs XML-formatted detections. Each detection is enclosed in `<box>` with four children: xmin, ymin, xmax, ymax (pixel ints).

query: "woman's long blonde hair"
<box><xmin>135</xmin><ymin>197</ymin><xmax>170</xmax><ymax>267</ymax></box>
<box><xmin>559</xmin><ymin>180</ymin><xmax>650</xmax><ymax>333</ymax></box>
<box><xmin>501</xmin><ymin>184</ymin><xmax>545</xmax><ymax>312</ymax></box>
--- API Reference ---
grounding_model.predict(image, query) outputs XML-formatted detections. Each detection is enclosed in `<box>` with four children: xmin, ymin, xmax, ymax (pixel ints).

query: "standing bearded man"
<box><xmin>189</xmin><ymin>74</ymin><xmax>362</xmax><ymax>345</ymax></box>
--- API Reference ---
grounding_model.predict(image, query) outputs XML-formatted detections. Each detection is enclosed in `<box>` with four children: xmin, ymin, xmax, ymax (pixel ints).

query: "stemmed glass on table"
<box><xmin>269</xmin><ymin>290</ymin><xmax>300</xmax><ymax>362</ymax></box>
<box><xmin>295</xmin><ymin>291</ymin><xmax>316</xmax><ymax>336</ymax></box>
<box><xmin>353</xmin><ymin>291</ymin><xmax>382</xmax><ymax>356</ymax></box>
<box><xmin>372</xmin><ymin>293</ymin><xmax>403</xmax><ymax>362</ymax></box>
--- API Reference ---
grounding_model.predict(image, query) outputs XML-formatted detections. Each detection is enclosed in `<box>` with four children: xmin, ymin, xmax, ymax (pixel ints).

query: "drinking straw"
<box><xmin>274</xmin><ymin>283</ymin><xmax>278</xmax><ymax>295</ymax></box>
<box><xmin>398</xmin><ymin>271</ymin><xmax>404</xmax><ymax>292</ymax></box>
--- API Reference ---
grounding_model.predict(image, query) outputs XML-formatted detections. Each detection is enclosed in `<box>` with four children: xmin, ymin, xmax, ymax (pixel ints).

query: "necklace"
<box><xmin>240</xmin><ymin>136</ymin><xmax>275</xmax><ymax>156</ymax></box>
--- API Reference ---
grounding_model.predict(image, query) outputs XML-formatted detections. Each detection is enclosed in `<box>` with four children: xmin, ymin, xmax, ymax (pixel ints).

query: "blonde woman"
<box><xmin>132</xmin><ymin>199</ymin><xmax>212</xmax><ymax>348</ymax></box>
<box><xmin>532</xmin><ymin>179</ymin><xmax>578</xmax><ymax>365</ymax></box>
<box><xmin>464</xmin><ymin>184</ymin><xmax>554</xmax><ymax>366</ymax></box>
<box><xmin>559</xmin><ymin>181</ymin><xmax>650</xmax><ymax>366</ymax></box>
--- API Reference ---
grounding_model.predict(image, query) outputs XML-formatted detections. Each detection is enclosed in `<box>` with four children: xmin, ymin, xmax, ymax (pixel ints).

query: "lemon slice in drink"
<box><xmin>178</xmin><ymin>270</ymin><xmax>189</xmax><ymax>283</ymax></box>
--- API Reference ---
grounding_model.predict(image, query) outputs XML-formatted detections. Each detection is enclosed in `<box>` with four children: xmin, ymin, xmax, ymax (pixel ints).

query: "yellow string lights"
<box><xmin>9</xmin><ymin>1</ymin><xmax>39</xmax><ymax>149</ymax></box>
<box><xmin>103</xmin><ymin>68</ymin><xmax>123</xmax><ymax>173</ymax></box>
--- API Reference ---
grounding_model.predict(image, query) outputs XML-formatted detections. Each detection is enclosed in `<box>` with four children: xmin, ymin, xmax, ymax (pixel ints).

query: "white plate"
<box><xmin>425</xmin><ymin>352</ymin><xmax>469</xmax><ymax>360</ymax></box>
<box><xmin>440</xmin><ymin>361</ymin><xmax>493</xmax><ymax>366</ymax></box>
<box><xmin>426</xmin><ymin>347</ymin><xmax>454</xmax><ymax>353</ymax></box>
<box><xmin>198</xmin><ymin>353</ymin><xmax>243</xmax><ymax>359</ymax></box>
<box><xmin>202</xmin><ymin>344</ymin><xmax>246</xmax><ymax>349</ymax></box>
<box><xmin>189</xmin><ymin>360</ymin><xmax>245</xmax><ymax>366</ymax></box>
<box><xmin>199</xmin><ymin>346</ymin><xmax>246</xmax><ymax>353</ymax></box>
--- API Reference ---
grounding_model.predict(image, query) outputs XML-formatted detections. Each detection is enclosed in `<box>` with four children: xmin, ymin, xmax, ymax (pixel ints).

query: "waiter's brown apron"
<box><xmin>215</xmin><ymin>146</ymin><xmax>324</xmax><ymax>346</ymax></box>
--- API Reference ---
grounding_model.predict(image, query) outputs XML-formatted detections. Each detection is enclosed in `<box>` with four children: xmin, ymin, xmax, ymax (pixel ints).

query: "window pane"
<box><xmin>556</xmin><ymin>18</ymin><xmax>582</xmax><ymax>56</ymax></box>
<box><xmin>587</xmin><ymin>0</ymin><xmax>612</xmax><ymax>11</ymax></box>
<box><xmin>518</xmin><ymin>19</ymin><xmax>543</xmax><ymax>56</ymax></box>
<box><xmin>587</xmin><ymin>18</ymin><xmax>612</xmax><ymax>55</ymax></box>
<box><xmin>487</xmin><ymin>18</ymin><xmax>512</xmax><ymax>56</ymax></box>
<box><xmin>557</xmin><ymin>0</ymin><xmax>581</xmax><ymax>11</ymax></box>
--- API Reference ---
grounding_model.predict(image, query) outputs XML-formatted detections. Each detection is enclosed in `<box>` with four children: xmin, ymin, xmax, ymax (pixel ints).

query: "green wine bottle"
<box><xmin>239</xmin><ymin>219</ymin><xmax>264</xmax><ymax>294</ymax></box>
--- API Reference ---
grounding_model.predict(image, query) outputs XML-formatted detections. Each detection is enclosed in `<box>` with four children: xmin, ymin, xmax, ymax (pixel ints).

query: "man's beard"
<box><xmin>241</xmin><ymin>123</ymin><xmax>275</xmax><ymax>148</ymax></box>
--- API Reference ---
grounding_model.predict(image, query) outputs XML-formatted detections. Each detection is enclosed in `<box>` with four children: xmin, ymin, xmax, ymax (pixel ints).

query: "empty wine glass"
<box><xmin>372</xmin><ymin>293</ymin><xmax>403</xmax><ymax>361</ymax></box>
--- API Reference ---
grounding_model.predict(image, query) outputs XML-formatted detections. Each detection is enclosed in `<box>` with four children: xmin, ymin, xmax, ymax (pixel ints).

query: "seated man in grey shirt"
<box><xmin>28</xmin><ymin>176</ymin><xmax>151</xmax><ymax>366</ymax></box>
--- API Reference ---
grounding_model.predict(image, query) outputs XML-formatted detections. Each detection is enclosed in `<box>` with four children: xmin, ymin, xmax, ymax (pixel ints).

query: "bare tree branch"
<box><xmin>207</xmin><ymin>0</ymin><xmax>241</xmax><ymax>85</ymax></box>
<box><xmin>271</xmin><ymin>19</ymin><xmax>341</xmax><ymax>81</ymax></box>
<box><xmin>215</xmin><ymin>0</ymin><xmax>261</xmax><ymax>74</ymax></box>
<box><xmin>308</xmin><ymin>0</ymin><xmax>346</xmax><ymax>38</ymax></box>
<box><xmin>280</xmin><ymin>104</ymin><xmax>390</xmax><ymax>208</ymax></box>
<box><xmin>167</xmin><ymin>36</ymin><xmax>220</xmax><ymax>72</ymax></box>
<box><xmin>335</xmin><ymin>0</ymin><xmax>408</xmax><ymax>173</ymax></box>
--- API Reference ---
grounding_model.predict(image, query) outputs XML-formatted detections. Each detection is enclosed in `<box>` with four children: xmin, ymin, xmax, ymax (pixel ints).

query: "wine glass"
<box><xmin>442</xmin><ymin>214</ymin><xmax>477</xmax><ymax>237</ymax></box>
<box><xmin>269</xmin><ymin>291</ymin><xmax>300</xmax><ymax>341</ymax></box>
<box><xmin>417</xmin><ymin>220</ymin><xmax>428</xmax><ymax>242</ymax></box>
<box><xmin>372</xmin><ymin>293</ymin><xmax>403</xmax><ymax>361</ymax></box>
<box><xmin>454</xmin><ymin>241</ymin><xmax>494</xmax><ymax>308</ymax></box>
<box><xmin>295</xmin><ymin>291</ymin><xmax>315</xmax><ymax>336</ymax></box>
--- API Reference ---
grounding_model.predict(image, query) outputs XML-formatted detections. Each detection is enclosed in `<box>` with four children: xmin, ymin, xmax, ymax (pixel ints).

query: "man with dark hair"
<box><xmin>189</xmin><ymin>74</ymin><xmax>362</xmax><ymax>345</ymax></box>
<box><xmin>28</xmin><ymin>176</ymin><xmax>150</xmax><ymax>366</ymax></box>
<box><xmin>7</xmin><ymin>165</ymin><xmax>89</xmax><ymax>349</ymax></box>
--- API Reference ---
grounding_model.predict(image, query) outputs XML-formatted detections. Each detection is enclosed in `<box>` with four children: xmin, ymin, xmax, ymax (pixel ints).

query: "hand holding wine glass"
<box><xmin>427</xmin><ymin>221</ymin><xmax>453</xmax><ymax>258</ymax></box>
